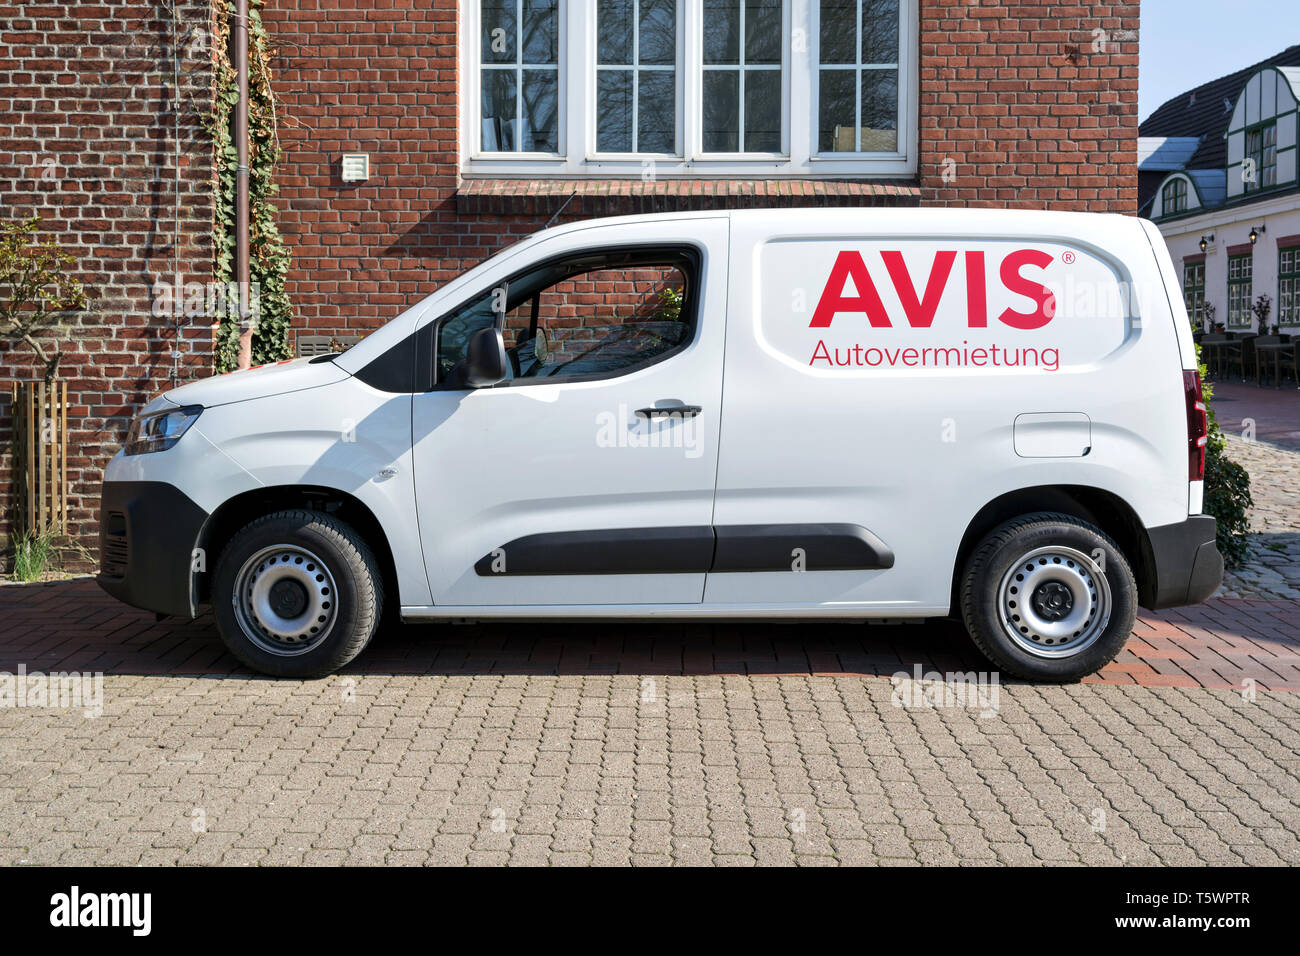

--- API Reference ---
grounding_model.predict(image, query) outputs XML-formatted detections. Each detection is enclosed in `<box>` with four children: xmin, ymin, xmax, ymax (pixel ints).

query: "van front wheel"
<box><xmin>212</xmin><ymin>510</ymin><xmax>384</xmax><ymax>678</ymax></box>
<box><xmin>960</xmin><ymin>513</ymin><xmax>1136</xmax><ymax>681</ymax></box>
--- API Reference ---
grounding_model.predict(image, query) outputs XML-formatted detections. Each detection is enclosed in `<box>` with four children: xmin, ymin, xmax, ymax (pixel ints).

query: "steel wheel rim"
<box><xmin>996</xmin><ymin>545</ymin><xmax>1112</xmax><ymax>659</ymax></box>
<box><xmin>232</xmin><ymin>545</ymin><xmax>338</xmax><ymax>657</ymax></box>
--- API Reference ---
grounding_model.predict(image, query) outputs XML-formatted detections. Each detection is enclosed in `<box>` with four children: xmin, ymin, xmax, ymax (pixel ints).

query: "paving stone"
<box><xmin>5</xmin><ymin>535</ymin><xmax>1300</xmax><ymax>868</ymax></box>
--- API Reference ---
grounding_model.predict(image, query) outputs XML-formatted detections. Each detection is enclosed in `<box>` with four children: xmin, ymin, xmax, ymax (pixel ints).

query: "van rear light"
<box><xmin>1184</xmin><ymin>369</ymin><xmax>1207</xmax><ymax>481</ymax></box>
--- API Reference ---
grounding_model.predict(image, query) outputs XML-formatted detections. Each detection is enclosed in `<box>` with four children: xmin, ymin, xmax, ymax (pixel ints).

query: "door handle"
<box><xmin>636</xmin><ymin>404</ymin><xmax>702</xmax><ymax>419</ymax></box>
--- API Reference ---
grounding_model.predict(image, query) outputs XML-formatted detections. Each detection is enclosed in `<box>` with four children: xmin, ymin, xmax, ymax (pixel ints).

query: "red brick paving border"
<box><xmin>1</xmin><ymin>579</ymin><xmax>1298</xmax><ymax>691</ymax></box>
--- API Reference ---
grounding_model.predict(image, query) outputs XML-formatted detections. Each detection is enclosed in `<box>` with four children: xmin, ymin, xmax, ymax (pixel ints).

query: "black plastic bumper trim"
<box><xmin>96</xmin><ymin>480</ymin><xmax>209</xmax><ymax>618</ymax></box>
<box><xmin>1144</xmin><ymin>514</ymin><xmax>1223</xmax><ymax>609</ymax></box>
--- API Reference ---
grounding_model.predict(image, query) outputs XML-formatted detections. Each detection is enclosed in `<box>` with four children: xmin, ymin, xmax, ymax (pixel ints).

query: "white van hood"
<box><xmin>160</xmin><ymin>356</ymin><xmax>350</xmax><ymax>409</ymax></box>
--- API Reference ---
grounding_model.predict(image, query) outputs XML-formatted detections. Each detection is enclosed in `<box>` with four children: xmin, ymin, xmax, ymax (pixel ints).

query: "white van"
<box><xmin>98</xmin><ymin>209</ymin><xmax>1221</xmax><ymax>680</ymax></box>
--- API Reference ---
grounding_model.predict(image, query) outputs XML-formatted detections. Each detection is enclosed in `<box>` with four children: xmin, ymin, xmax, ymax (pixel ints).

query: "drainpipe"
<box><xmin>234</xmin><ymin>0</ymin><xmax>253</xmax><ymax>368</ymax></box>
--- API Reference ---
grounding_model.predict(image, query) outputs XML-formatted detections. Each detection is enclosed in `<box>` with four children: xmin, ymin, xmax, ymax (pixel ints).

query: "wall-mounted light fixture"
<box><xmin>1249</xmin><ymin>224</ymin><xmax>1265</xmax><ymax>245</ymax></box>
<box><xmin>1199</xmin><ymin>233</ymin><xmax>1214</xmax><ymax>252</ymax></box>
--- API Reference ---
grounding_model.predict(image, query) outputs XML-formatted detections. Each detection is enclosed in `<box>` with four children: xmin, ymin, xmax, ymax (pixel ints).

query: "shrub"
<box><xmin>0</xmin><ymin>215</ymin><xmax>87</xmax><ymax>381</ymax></box>
<box><xmin>1197</xmin><ymin>349</ymin><xmax>1252</xmax><ymax>567</ymax></box>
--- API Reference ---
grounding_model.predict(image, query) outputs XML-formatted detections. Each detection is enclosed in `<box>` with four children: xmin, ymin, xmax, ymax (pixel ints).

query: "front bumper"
<box><xmin>1143</xmin><ymin>514</ymin><xmax>1223</xmax><ymax>609</ymax></box>
<box><xmin>97</xmin><ymin>480</ymin><xmax>209</xmax><ymax>618</ymax></box>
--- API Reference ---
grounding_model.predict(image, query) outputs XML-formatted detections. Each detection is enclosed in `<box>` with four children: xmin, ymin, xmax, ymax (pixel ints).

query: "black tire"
<box><xmin>212</xmin><ymin>510</ymin><xmax>383</xmax><ymax>678</ymax></box>
<box><xmin>960</xmin><ymin>512</ymin><xmax>1137</xmax><ymax>682</ymax></box>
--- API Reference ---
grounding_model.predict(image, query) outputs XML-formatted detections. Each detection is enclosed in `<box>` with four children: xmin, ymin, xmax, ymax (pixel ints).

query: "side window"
<box><xmin>435</xmin><ymin>293</ymin><xmax>498</xmax><ymax>384</ymax></box>
<box><xmin>435</xmin><ymin>250</ymin><xmax>695</xmax><ymax>386</ymax></box>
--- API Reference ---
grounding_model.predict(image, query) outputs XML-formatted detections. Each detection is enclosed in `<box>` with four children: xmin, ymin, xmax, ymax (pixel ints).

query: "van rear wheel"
<box><xmin>212</xmin><ymin>510</ymin><xmax>383</xmax><ymax>678</ymax></box>
<box><xmin>960</xmin><ymin>512</ymin><xmax>1136</xmax><ymax>681</ymax></box>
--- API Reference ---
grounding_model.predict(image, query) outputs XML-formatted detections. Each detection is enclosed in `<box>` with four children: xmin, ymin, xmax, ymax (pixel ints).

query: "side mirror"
<box><xmin>464</xmin><ymin>326</ymin><xmax>507</xmax><ymax>387</ymax></box>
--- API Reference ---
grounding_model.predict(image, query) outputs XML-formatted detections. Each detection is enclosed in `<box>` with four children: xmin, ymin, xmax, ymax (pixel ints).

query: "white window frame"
<box><xmin>460</xmin><ymin>0</ymin><xmax>918</xmax><ymax>178</ymax></box>
<box><xmin>588</xmin><ymin>0</ymin><xmax>687</xmax><ymax>163</ymax></box>
<box><xmin>478</xmin><ymin>0</ymin><xmax>563</xmax><ymax>154</ymax></box>
<box><xmin>697</xmin><ymin>0</ymin><xmax>786</xmax><ymax>157</ymax></box>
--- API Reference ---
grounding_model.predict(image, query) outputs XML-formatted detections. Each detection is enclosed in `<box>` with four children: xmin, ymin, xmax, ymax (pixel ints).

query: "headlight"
<box><xmin>125</xmin><ymin>405</ymin><xmax>203</xmax><ymax>456</ymax></box>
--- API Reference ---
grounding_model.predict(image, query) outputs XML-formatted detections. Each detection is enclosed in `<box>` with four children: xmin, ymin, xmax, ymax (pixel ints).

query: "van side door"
<box><xmin>409</xmin><ymin>217</ymin><xmax>729</xmax><ymax>608</ymax></box>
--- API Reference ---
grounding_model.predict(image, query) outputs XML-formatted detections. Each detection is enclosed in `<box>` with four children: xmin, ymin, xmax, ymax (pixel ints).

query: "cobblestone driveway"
<box><xmin>1218</xmin><ymin>435</ymin><xmax>1300</xmax><ymax>600</ymax></box>
<box><xmin>2</xmin><ymin>585</ymin><xmax>1298</xmax><ymax>865</ymax></box>
<box><xmin>2</xmin><ymin>673</ymin><xmax>1297</xmax><ymax>866</ymax></box>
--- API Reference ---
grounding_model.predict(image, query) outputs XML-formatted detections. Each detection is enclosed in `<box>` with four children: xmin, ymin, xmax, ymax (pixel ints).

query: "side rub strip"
<box><xmin>475</xmin><ymin>524</ymin><xmax>894</xmax><ymax>576</ymax></box>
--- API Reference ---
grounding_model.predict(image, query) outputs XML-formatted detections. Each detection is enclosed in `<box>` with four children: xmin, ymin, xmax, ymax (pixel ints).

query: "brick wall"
<box><xmin>919</xmin><ymin>0</ymin><xmax>1140</xmax><ymax>210</ymax></box>
<box><xmin>1</xmin><ymin>0</ymin><xmax>214</xmax><ymax>561</ymax></box>
<box><xmin>261</xmin><ymin>0</ymin><xmax>462</xmax><ymax>341</ymax></box>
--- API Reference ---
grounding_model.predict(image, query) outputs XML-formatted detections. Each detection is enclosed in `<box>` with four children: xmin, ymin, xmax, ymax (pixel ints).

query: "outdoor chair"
<box><xmin>1227</xmin><ymin>334</ymin><xmax>1258</xmax><ymax>383</ymax></box>
<box><xmin>1276</xmin><ymin>340</ymin><xmax>1298</xmax><ymax>388</ymax></box>
<box><xmin>1254</xmin><ymin>334</ymin><xmax>1294</xmax><ymax>387</ymax></box>
<box><xmin>1199</xmin><ymin>332</ymin><xmax>1231</xmax><ymax>381</ymax></box>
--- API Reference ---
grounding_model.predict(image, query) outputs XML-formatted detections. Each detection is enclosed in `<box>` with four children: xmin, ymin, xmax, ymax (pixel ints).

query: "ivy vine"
<box><xmin>210</xmin><ymin>0</ymin><xmax>293</xmax><ymax>370</ymax></box>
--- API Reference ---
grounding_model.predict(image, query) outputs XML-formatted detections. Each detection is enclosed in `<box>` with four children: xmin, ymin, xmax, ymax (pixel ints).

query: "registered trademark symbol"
<box><xmin>1061</xmin><ymin>251</ymin><xmax>1076</xmax><ymax>264</ymax></box>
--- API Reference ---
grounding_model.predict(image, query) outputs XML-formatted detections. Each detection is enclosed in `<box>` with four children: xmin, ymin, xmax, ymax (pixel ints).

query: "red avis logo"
<box><xmin>809</xmin><ymin>249</ymin><xmax>1057</xmax><ymax>330</ymax></box>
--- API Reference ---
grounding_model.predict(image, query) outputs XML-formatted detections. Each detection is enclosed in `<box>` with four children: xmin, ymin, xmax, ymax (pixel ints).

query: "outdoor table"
<box><xmin>1199</xmin><ymin>333</ymin><xmax>1232</xmax><ymax>380</ymax></box>
<box><xmin>1254</xmin><ymin>338</ymin><xmax>1295</xmax><ymax>388</ymax></box>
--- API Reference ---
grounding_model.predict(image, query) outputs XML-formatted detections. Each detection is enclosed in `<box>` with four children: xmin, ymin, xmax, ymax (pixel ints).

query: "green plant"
<box><xmin>211</xmin><ymin>0</ymin><xmax>294</xmax><ymax>371</ymax></box>
<box><xmin>0</xmin><ymin>216</ymin><xmax>88</xmax><ymax>381</ymax></box>
<box><xmin>1197</xmin><ymin>347</ymin><xmax>1253</xmax><ymax>567</ymax></box>
<box><xmin>11</xmin><ymin>527</ymin><xmax>57</xmax><ymax>582</ymax></box>
<box><xmin>656</xmin><ymin>286</ymin><xmax>683</xmax><ymax>323</ymax></box>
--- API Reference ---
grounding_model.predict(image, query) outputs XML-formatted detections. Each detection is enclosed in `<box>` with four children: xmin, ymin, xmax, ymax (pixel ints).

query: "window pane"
<box><xmin>744</xmin><ymin>68</ymin><xmax>781</xmax><ymax>151</ymax></box>
<box><xmin>521</xmin><ymin>69</ymin><xmax>559</xmax><ymax>151</ymax></box>
<box><xmin>703</xmin><ymin>70</ymin><xmax>739</xmax><ymax>151</ymax></box>
<box><xmin>598</xmin><ymin>0</ymin><xmax>633</xmax><ymax>63</ymax></box>
<box><xmin>820</xmin><ymin>0</ymin><xmax>856</xmax><ymax>64</ymax></box>
<box><xmin>861</xmin><ymin>68</ymin><xmax>898</xmax><ymax>151</ymax></box>
<box><xmin>437</xmin><ymin>294</ymin><xmax>498</xmax><ymax>383</ymax></box>
<box><xmin>745</xmin><ymin>0</ymin><xmax>781</xmax><ymax>64</ymax></box>
<box><xmin>704</xmin><ymin>0</ymin><xmax>740</xmax><ymax>64</ymax></box>
<box><xmin>521</xmin><ymin>0</ymin><xmax>558</xmax><ymax>63</ymax></box>
<box><xmin>526</xmin><ymin>263</ymin><xmax>692</xmax><ymax>380</ymax></box>
<box><xmin>443</xmin><ymin>258</ymin><xmax>695</xmax><ymax>385</ymax></box>
<box><xmin>597</xmin><ymin>70</ymin><xmax>633</xmax><ymax>151</ymax></box>
<box><xmin>819</xmin><ymin>69</ymin><xmax>856</xmax><ymax>151</ymax></box>
<box><xmin>638</xmin><ymin>69</ymin><xmax>677</xmax><ymax>153</ymax></box>
<box><xmin>640</xmin><ymin>0</ymin><xmax>677</xmax><ymax>65</ymax></box>
<box><xmin>481</xmin><ymin>69</ymin><xmax>518</xmax><ymax>150</ymax></box>
<box><xmin>481</xmin><ymin>0</ymin><xmax>517</xmax><ymax>63</ymax></box>
<box><xmin>861</xmin><ymin>0</ymin><xmax>898</xmax><ymax>64</ymax></box>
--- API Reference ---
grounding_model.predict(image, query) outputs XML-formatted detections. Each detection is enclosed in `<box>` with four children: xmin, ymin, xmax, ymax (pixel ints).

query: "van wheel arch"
<box><xmin>949</xmin><ymin>486</ymin><xmax>1156</xmax><ymax>614</ymax></box>
<box><xmin>195</xmin><ymin>486</ymin><xmax>399</xmax><ymax>616</ymax></box>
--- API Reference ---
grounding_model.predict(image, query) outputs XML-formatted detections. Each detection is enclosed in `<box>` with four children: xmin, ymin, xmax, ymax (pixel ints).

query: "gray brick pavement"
<box><xmin>2</xmin><ymin>674</ymin><xmax>1296</xmax><ymax>865</ymax></box>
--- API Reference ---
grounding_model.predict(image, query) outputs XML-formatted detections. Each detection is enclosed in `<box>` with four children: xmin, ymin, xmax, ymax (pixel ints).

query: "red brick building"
<box><xmin>0</xmin><ymin>0</ymin><xmax>1139</xmax><ymax>558</ymax></box>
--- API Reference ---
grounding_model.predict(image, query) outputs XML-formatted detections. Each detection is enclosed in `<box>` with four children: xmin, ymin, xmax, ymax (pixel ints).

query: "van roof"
<box><xmin>530</xmin><ymin>205</ymin><xmax>1140</xmax><ymax>240</ymax></box>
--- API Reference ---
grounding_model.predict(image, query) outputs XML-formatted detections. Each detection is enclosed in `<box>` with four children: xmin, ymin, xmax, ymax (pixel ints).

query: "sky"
<box><xmin>1139</xmin><ymin>0</ymin><xmax>1299</xmax><ymax>123</ymax></box>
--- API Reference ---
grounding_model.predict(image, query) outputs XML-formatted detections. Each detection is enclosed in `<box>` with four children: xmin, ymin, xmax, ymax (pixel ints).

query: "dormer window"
<box><xmin>1244</xmin><ymin>120</ymin><xmax>1277</xmax><ymax>191</ymax></box>
<box><xmin>1161</xmin><ymin>177</ymin><xmax>1187</xmax><ymax>214</ymax></box>
<box><xmin>1225</xmin><ymin>67</ymin><xmax>1297</xmax><ymax>200</ymax></box>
